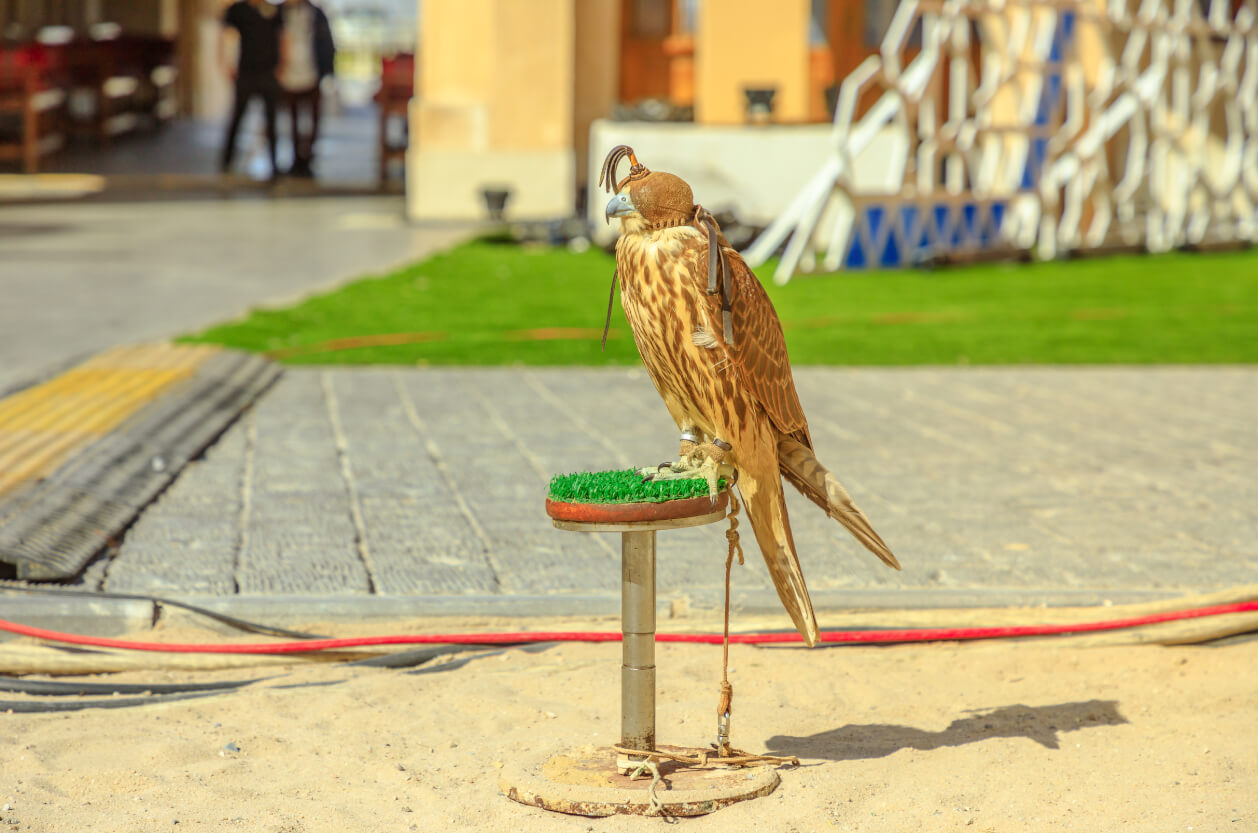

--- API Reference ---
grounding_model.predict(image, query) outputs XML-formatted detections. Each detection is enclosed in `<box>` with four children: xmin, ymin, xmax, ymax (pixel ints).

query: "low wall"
<box><xmin>587</xmin><ymin>118</ymin><xmax>902</xmax><ymax>246</ymax></box>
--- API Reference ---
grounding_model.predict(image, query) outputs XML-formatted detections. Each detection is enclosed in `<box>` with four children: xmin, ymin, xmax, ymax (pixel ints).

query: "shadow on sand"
<box><xmin>766</xmin><ymin>699</ymin><xmax>1126</xmax><ymax>761</ymax></box>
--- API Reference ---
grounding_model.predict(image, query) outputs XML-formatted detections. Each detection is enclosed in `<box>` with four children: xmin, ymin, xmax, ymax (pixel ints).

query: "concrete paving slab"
<box><xmin>0</xmin><ymin>197</ymin><xmax>472</xmax><ymax>394</ymax></box>
<box><xmin>43</xmin><ymin>365</ymin><xmax>1253</xmax><ymax>624</ymax></box>
<box><xmin>0</xmin><ymin>595</ymin><xmax>154</xmax><ymax>639</ymax></box>
<box><xmin>0</xmin><ymin>346</ymin><xmax>279</xmax><ymax>579</ymax></box>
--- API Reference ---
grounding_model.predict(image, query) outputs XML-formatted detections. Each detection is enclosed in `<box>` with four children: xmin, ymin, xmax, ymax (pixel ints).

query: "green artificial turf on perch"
<box><xmin>548</xmin><ymin>469</ymin><xmax>727</xmax><ymax>504</ymax></box>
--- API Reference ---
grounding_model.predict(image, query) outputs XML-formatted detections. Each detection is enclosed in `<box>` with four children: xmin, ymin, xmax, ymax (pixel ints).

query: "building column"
<box><xmin>694</xmin><ymin>0</ymin><xmax>811</xmax><ymax>125</ymax></box>
<box><xmin>407</xmin><ymin>0</ymin><xmax>591</xmax><ymax>221</ymax></box>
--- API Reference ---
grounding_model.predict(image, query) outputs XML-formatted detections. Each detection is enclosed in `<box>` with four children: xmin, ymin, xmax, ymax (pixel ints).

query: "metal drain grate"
<box><xmin>0</xmin><ymin>349</ymin><xmax>280</xmax><ymax>580</ymax></box>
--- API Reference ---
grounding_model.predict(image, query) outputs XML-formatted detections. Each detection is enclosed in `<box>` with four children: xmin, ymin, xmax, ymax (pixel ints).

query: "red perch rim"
<box><xmin>546</xmin><ymin>491</ymin><xmax>729</xmax><ymax>524</ymax></box>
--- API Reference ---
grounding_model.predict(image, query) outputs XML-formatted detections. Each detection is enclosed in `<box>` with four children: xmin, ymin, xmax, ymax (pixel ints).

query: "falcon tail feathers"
<box><xmin>736</xmin><ymin>475</ymin><xmax>819</xmax><ymax>647</ymax></box>
<box><xmin>778</xmin><ymin>436</ymin><xmax>901</xmax><ymax>570</ymax></box>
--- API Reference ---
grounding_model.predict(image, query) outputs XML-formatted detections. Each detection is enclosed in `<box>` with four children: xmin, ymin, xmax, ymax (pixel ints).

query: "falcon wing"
<box><xmin>719</xmin><ymin>248</ymin><xmax>810</xmax><ymax>441</ymax></box>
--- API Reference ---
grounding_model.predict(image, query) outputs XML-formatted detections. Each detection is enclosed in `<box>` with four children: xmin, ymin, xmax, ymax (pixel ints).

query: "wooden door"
<box><xmin>619</xmin><ymin>0</ymin><xmax>674</xmax><ymax>104</ymax></box>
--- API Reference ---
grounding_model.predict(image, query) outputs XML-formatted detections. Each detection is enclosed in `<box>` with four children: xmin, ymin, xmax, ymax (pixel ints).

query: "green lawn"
<box><xmin>183</xmin><ymin>239</ymin><xmax>1258</xmax><ymax>365</ymax></box>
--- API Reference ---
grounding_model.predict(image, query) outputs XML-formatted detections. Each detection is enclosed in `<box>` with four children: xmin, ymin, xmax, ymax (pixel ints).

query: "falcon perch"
<box><xmin>600</xmin><ymin>145</ymin><xmax>900</xmax><ymax>647</ymax></box>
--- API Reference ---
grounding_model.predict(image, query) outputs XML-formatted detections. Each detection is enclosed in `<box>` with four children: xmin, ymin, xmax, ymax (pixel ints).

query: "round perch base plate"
<box><xmin>500</xmin><ymin>744</ymin><xmax>780</xmax><ymax>817</ymax></box>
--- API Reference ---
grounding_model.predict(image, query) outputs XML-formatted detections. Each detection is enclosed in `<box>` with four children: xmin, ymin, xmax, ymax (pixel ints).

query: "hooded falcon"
<box><xmin>600</xmin><ymin>145</ymin><xmax>900</xmax><ymax>647</ymax></box>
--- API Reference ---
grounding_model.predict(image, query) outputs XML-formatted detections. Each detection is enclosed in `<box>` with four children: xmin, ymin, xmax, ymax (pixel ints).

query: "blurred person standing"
<box><xmin>279</xmin><ymin>0</ymin><xmax>335</xmax><ymax>178</ymax></box>
<box><xmin>219</xmin><ymin>0</ymin><xmax>285</xmax><ymax>180</ymax></box>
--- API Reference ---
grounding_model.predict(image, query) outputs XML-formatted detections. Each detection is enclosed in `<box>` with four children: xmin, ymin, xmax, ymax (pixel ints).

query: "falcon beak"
<box><xmin>605</xmin><ymin>191</ymin><xmax>635</xmax><ymax>223</ymax></box>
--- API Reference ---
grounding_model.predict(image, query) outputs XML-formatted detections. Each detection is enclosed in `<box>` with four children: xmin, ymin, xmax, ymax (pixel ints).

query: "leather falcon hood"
<box><xmin>599</xmin><ymin>144</ymin><xmax>694</xmax><ymax>230</ymax></box>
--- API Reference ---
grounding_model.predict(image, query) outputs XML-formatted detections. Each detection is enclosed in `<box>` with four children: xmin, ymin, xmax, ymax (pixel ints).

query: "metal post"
<box><xmin>620</xmin><ymin>529</ymin><xmax>656</xmax><ymax>759</ymax></box>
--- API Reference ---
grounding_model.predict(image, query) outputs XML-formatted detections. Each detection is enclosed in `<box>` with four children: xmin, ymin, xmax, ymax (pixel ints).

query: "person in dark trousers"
<box><xmin>219</xmin><ymin>0</ymin><xmax>285</xmax><ymax>180</ymax></box>
<box><xmin>278</xmin><ymin>0</ymin><xmax>335</xmax><ymax>178</ymax></box>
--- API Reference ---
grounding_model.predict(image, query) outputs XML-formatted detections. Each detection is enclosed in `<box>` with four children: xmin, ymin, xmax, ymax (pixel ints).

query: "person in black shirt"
<box><xmin>219</xmin><ymin>0</ymin><xmax>286</xmax><ymax>179</ymax></box>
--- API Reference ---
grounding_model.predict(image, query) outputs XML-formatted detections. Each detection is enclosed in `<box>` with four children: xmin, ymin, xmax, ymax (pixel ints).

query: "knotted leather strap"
<box><xmin>696</xmin><ymin>207</ymin><xmax>735</xmax><ymax>347</ymax></box>
<box><xmin>601</xmin><ymin>268</ymin><xmax>617</xmax><ymax>351</ymax></box>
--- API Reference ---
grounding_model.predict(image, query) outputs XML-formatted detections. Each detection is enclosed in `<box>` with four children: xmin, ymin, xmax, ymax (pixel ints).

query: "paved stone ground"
<box><xmin>86</xmin><ymin>366</ymin><xmax>1258</xmax><ymax>614</ymax></box>
<box><xmin>0</xmin><ymin>197</ymin><xmax>471</xmax><ymax>395</ymax></box>
<box><xmin>45</xmin><ymin>112</ymin><xmax>382</xmax><ymax>186</ymax></box>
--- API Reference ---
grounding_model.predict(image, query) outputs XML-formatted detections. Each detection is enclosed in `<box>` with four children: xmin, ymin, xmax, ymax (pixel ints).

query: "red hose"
<box><xmin>0</xmin><ymin>600</ymin><xmax>1255</xmax><ymax>654</ymax></box>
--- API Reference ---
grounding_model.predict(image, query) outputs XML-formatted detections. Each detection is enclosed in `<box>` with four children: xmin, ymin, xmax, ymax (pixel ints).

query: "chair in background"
<box><xmin>376</xmin><ymin>52</ymin><xmax>413</xmax><ymax>184</ymax></box>
<box><xmin>0</xmin><ymin>43</ymin><xmax>67</xmax><ymax>173</ymax></box>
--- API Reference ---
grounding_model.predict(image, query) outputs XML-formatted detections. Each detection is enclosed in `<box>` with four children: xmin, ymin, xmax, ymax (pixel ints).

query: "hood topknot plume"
<box><xmin>599</xmin><ymin>145</ymin><xmax>649</xmax><ymax>194</ymax></box>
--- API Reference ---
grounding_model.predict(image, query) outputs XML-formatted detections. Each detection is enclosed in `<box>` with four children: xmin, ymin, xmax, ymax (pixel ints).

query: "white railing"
<box><xmin>746</xmin><ymin>0</ymin><xmax>1258</xmax><ymax>282</ymax></box>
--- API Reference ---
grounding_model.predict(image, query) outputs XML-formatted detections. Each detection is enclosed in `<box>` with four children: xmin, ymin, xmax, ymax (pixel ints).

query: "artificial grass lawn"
<box><xmin>548</xmin><ymin>469</ymin><xmax>726</xmax><ymax>504</ymax></box>
<box><xmin>183</xmin><ymin>239</ymin><xmax>1258</xmax><ymax>365</ymax></box>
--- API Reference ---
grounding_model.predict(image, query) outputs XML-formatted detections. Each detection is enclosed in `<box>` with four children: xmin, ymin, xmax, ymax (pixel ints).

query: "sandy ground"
<box><xmin>0</xmin><ymin>614</ymin><xmax>1255</xmax><ymax>833</ymax></box>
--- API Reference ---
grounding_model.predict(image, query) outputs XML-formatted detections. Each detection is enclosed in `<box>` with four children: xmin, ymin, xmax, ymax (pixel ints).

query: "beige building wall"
<box><xmin>407</xmin><ymin>0</ymin><xmax>823</xmax><ymax>218</ymax></box>
<box><xmin>694</xmin><ymin>0</ymin><xmax>810</xmax><ymax>125</ymax></box>
<box><xmin>408</xmin><ymin>0</ymin><xmax>602</xmax><ymax>221</ymax></box>
<box><xmin>572</xmin><ymin>0</ymin><xmax>620</xmax><ymax>195</ymax></box>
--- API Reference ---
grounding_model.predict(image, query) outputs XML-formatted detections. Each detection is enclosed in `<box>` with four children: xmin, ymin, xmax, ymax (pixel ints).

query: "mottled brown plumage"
<box><xmin>602</xmin><ymin>146</ymin><xmax>899</xmax><ymax>646</ymax></box>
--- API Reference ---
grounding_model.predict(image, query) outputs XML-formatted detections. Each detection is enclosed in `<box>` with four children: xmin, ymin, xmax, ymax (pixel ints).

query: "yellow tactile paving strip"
<box><xmin>0</xmin><ymin>342</ymin><xmax>221</xmax><ymax>498</ymax></box>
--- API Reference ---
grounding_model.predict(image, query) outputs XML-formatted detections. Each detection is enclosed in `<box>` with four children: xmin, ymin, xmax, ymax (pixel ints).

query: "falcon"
<box><xmin>600</xmin><ymin>145</ymin><xmax>900</xmax><ymax>646</ymax></box>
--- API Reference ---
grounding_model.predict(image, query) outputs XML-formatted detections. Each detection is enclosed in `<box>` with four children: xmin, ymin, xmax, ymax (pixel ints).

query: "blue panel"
<box><xmin>899</xmin><ymin>205</ymin><xmax>927</xmax><ymax>262</ymax></box>
<box><xmin>898</xmin><ymin>205</ymin><xmax>919</xmax><ymax>238</ymax></box>
<box><xmin>845</xmin><ymin>227</ymin><xmax>867</xmax><ymax>268</ymax></box>
<box><xmin>1035</xmin><ymin>74</ymin><xmax>1058</xmax><ymax>125</ymax></box>
<box><xmin>866</xmin><ymin>205</ymin><xmax>885</xmax><ymax>250</ymax></box>
<box><xmin>1021</xmin><ymin>137</ymin><xmax>1049</xmax><ymax>188</ymax></box>
<box><xmin>1049</xmin><ymin>74</ymin><xmax>1063</xmax><ymax>122</ymax></box>
<box><xmin>881</xmin><ymin>221</ymin><xmax>902</xmax><ymax>267</ymax></box>
<box><xmin>1049</xmin><ymin>22</ymin><xmax>1063</xmax><ymax>62</ymax></box>
<box><xmin>961</xmin><ymin>203</ymin><xmax>979</xmax><ymax>246</ymax></box>
<box><xmin>931</xmin><ymin>204</ymin><xmax>952</xmax><ymax>249</ymax></box>
<box><xmin>949</xmin><ymin>206</ymin><xmax>963</xmax><ymax>248</ymax></box>
<box><xmin>989</xmin><ymin>202</ymin><xmax>1006</xmax><ymax>244</ymax></box>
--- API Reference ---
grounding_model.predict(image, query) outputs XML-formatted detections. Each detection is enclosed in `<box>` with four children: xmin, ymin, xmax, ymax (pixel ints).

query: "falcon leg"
<box><xmin>637</xmin><ymin>428</ymin><xmax>701</xmax><ymax>479</ymax></box>
<box><xmin>678</xmin><ymin>428</ymin><xmax>701</xmax><ymax>458</ymax></box>
<box><xmin>640</xmin><ymin>435</ymin><xmax>736</xmax><ymax>502</ymax></box>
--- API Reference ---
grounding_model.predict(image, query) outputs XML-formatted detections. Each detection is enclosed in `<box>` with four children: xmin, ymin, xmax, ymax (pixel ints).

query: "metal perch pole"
<box><xmin>620</xmin><ymin>530</ymin><xmax>656</xmax><ymax>760</ymax></box>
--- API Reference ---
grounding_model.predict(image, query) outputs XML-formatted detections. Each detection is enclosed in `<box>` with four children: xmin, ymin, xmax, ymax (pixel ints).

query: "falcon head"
<box><xmin>599</xmin><ymin>145</ymin><xmax>695</xmax><ymax>231</ymax></box>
